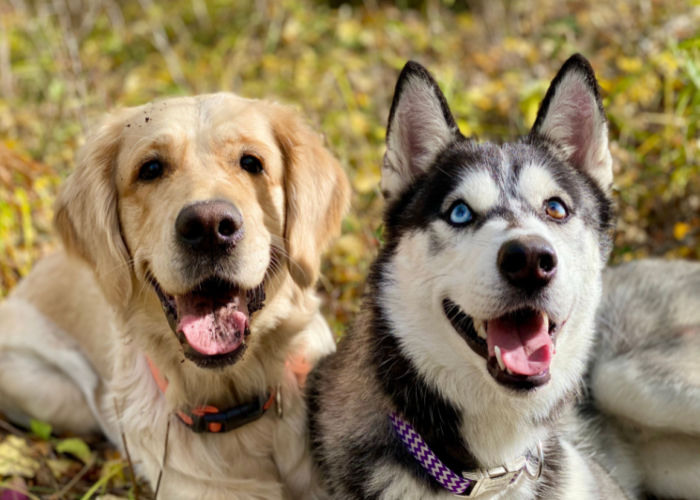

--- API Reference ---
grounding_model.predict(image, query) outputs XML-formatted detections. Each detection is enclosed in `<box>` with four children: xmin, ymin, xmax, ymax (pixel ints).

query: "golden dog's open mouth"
<box><xmin>149</xmin><ymin>274</ymin><xmax>265</xmax><ymax>368</ymax></box>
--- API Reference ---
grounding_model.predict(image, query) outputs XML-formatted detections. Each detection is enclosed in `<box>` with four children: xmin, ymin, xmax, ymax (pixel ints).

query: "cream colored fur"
<box><xmin>0</xmin><ymin>93</ymin><xmax>349</xmax><ymax>499</ymax></box>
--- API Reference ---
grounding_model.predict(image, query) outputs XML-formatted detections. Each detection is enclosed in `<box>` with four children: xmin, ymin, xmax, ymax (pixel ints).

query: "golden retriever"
<box><xmin>0</xmin><ymin>93</ymin><xmax>349</xmax><ymax>499</ymax></box>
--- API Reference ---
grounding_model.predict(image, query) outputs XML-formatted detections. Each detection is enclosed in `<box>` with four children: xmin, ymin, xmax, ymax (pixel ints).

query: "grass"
<box><xmin>0</xmin><ymin>0</ymin><xmax>698</xmax><ymax>497</ymax></box>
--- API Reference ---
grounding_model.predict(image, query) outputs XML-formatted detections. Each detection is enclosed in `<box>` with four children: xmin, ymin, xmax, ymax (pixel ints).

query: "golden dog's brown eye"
<box><xmin>545</xmin><ymin>198</ymin><xmax>568</xmax><ymax>220</ymax></box>
<box><xmin>240</xmin><ymin>155</ymin><xmax>263</xmax><ymax>174</ymax></box>
<box><xmin>138</xmin><ymin>160</ymin><xmax>164</xmax><ymax>181</ymax></box>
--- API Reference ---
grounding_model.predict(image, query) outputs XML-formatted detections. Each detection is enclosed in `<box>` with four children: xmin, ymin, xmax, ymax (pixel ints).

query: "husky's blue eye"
<box><xmin>545</xmin><ymin>198</ymin><xmax>568</xmax><ymax>220</ymax></box>
<box><xmin>448</xmin><ymin>201</ymin><xmax>473</xmax><ymax>226</ymax></box>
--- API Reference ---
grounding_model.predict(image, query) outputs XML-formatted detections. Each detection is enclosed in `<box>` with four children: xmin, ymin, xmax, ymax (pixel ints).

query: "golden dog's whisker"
<box><xmin>269</xmin><ymin>241</ymin><xmax>310</xmax><ymax>281</ymax></box>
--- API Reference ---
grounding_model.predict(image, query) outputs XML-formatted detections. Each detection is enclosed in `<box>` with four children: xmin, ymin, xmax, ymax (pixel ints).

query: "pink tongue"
<box><xmin>486</xmin><ymin>312</ymin><xmax>553</xmax><ymax>376</ymax></box>
<box><xmin>175</xmin><ymin>293</ymin><xmax>249</xmax><ymax>356</ymax></box>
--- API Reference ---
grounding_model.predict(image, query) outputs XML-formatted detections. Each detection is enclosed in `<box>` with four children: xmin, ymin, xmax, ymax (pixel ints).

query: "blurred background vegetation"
<box><xmin>0</xmin><ymin>0</ymin><xmax>698</xmax><ymax>497</ymax></box>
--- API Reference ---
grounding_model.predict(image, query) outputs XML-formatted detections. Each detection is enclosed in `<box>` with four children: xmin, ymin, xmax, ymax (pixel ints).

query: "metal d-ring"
<box><xmin>275</xmin><ymin>384</ymin><xmax>283</xmax><ymax>418</ymax></box>
<box><xmin>525</xmin><ymin>440</ymin><xmax>544</xmax><ymax>480</ymax></box>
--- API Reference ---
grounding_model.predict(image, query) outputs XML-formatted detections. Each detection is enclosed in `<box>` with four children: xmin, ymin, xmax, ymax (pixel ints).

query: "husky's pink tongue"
<box><xmin>175</xmin><ymin>292</ymin><xmax>249</xmax><ymax>356</ymax></box>
<box><xmin>486</xmin><ymin>311</ymin><xmax>553</xmax><ymax>376</ymax></box>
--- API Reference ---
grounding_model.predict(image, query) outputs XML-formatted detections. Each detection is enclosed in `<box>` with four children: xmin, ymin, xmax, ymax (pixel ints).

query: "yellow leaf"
<box><xmin>333</xmin><ymin>234</ymin><xmax>367</xmax><ymax>258</ymax></box>
<box><xmin>616</xmin><ymin>56</ymin><xmax>643</xmax><ymax>73</ymax></box>
<box><xmin>47</xmin><ymin>458</ymin><xmax>75</xmax><ymax>479</ymax></box>
<box><xmin>0</xmin><ymin>435</ymin><xmax>40</xmax><ymax>477</ymax></box>
<box><xmin>598</xmin><ymin>78</ymin><xmax>613</xmax><ymax>93</ymax></box>
<box><xmin>673</xmin><ymin>222</ymin><xmax>690</xmax><ymax>240</ymax></box>
<box><xmin>456</xmin><ymin>13</ymin><xmax>474</xmax><ymax>29</ymax></box>
<box><xmin>457</xmin><ymin>119</ymin><xmax>473</xmax><ymax>136</ymax></box>
<box><xmin>652</xmin><ymin>51</ymin><xmax>679</xmax><ymax>75</ymax></box>
<box><xmin>637</xmin><ymin>135</ymin><xmax>660</xmax><ymax>156</ymax></box>
<box><xmin>282</xmin><ymin>19</ymin><xmax>301</xmax><ymax>43</ymax></box>
<box><xmin>349</xmin><ymin>112</ymin><xmax>369</xmax><ymax>136</ymax></box>
<box><xmin>352</xmin><ymin>164</ymin><xmax>380</xmax><ymax>194</ymax></box>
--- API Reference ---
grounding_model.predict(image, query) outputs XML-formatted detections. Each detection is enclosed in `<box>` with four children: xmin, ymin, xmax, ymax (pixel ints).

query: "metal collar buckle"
<box><xmin>454</xmin><ymin>440</ymin><xmax>544</xmax><ymax>498</ymax></box>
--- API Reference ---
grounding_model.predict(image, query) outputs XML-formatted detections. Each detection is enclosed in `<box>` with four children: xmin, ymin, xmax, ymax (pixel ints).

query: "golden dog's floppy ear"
<box><xmin>270</xmin><ymin>104</ymin><xmax>350</xmax><ymax>289</ymax></box>
<box><xmin>55</xmin><ymin>112</ymin><xmax>132</xmax><ymax>308</ymax></box>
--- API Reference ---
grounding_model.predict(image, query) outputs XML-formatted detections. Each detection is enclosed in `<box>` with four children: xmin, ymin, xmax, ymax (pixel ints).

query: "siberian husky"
<box><xmin>307</xmin><ymin>56</ymin><xmax>629</xmax><ymax>499</ymax></box>
<box><xmin>583</xmin><ymin>258</ymin><xmax>700</xmax><ymax>500</ymax></box>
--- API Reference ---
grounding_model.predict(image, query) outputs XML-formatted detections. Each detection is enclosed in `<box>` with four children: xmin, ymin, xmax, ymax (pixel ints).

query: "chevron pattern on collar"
<box><xmin>389</xmin><ymin>412</ymin><xmax>542</xmax><ymax>497</ymax></box>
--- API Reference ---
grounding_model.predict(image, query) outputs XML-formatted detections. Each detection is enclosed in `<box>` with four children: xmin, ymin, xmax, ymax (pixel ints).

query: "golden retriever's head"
<box><xmin>55</xmin><ymin>93</ymin><xmax>349</xmax><ymax>369</ymax></box>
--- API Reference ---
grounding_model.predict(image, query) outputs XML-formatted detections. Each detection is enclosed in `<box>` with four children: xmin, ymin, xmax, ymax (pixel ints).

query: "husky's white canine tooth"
<box><xmin>476</xmin><ymin>320</ymin><xmax>487</xmax><ymax>339</ymax></box>
<box><xmin>494</xmin><ymin>345</ymin><xmax>506</xmax><ymax>371</ymax></box>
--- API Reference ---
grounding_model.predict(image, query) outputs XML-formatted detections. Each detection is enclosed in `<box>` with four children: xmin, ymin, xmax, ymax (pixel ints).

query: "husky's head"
<box><xmin>377</xmin><ymin>56</ymin><xmax>613</xmax><ymax>401</ymax></box>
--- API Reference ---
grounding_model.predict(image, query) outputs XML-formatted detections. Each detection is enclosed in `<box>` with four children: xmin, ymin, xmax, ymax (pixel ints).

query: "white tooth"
<box><xmin>476</xmin><ymin>320</ymin><xmax>487</xmax><ymax>339</ymax></box>
<box><xmin>494</xmin><ymin>345</ymin><xmax>506</xmax><ymax>371</ymax></box>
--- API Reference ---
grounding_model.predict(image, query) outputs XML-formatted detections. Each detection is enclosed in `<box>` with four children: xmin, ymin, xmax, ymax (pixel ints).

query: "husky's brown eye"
<box><xmin>138</xmin><ymin>159</ymin><xmax>164</xmax><ymax>181</ymax></box>
<box><xmin>545</xmin><ymin>198</ymin><xmax>568</xmax><ymax>220</ymax></box>
<box><xmin>240</xmin><ymin>155</ymin><xmax>263</xmax><ymax>174</ymax></box>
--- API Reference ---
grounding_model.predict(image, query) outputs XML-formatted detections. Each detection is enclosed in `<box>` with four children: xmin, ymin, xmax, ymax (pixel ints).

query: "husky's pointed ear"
<box><xmin>382</xmin><ymin>61</ymin><xmax>459</xmax><ymax>201</ymax></box>
<box><xmin>530</xmin><ymin>54</ymin><xmax>613</xmax><ymax>190</ymax></box>
<box><xmin>55</xmin><ymin>111</ymin><xmax>133</xmax><ymax>308</ymax></box>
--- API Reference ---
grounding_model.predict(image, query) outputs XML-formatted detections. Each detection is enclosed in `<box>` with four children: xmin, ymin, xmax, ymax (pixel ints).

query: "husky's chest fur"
<box><xmin>308</xmin><ymin>56</ymin><xmax>628</xmax><ymax>499</ymax></box>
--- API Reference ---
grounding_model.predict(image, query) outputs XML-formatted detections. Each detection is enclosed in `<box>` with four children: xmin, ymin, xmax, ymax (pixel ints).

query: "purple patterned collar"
<box><xmin>389</xmin><ymin>412</ymin><xmax>543</xmax><ymax>497</ymax></box>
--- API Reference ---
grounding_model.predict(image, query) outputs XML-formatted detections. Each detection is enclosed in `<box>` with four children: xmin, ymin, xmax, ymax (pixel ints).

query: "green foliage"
<box><xmin>55</xmin><ymin>438</ymin><xmax>93</xmax><ymax>466</ymax></box>
<box><xmin>0</xmin><ymin>0</ymin><xmax>698</xmax><ymax>497</ymax></box>
<box><xmin>28</xmin><ymin>420</ymin><xmax>52</xmax><ymax>441</ymax></box>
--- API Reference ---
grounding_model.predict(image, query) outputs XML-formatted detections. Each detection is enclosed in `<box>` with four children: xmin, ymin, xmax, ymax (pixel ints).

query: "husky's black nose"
<box><xmin>175</xmin><ymin>200</ymin><xmax>244</xmax><ymax>254</ymax></box>
<box><xmin>498</xmin><ymin>236</ymin><xmax>557</xmax><ymax>291</ymax></box>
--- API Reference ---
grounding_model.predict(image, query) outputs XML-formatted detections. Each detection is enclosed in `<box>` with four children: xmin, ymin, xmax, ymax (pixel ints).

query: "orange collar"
<box><xmin>146</xmin><ymin>357</ymin><xmax>276</xmax><ymax>433</ymax></box>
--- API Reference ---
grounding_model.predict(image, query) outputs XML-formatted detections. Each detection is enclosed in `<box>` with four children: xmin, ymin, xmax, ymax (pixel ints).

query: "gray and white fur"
<box><xmin>307</xmin><ymin>56</ymin><xmax>629</xmax><ymax>499</ymax></box>
<box><xmin>582</xmin><ymin>259</ymin><xmax>700</xmax><ymax>499</ymax></box>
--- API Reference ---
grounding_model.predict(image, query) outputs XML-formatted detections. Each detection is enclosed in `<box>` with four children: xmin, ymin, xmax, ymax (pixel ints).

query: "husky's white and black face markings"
<box><xmin>308</xmin><ymin>56</ymin><xmax>627</xmax><ymax>500</ymax></box>
<box><xmin>380</xmin><ymin>59</ymin><xmax>613</xmax><ymax>394</ymax></box>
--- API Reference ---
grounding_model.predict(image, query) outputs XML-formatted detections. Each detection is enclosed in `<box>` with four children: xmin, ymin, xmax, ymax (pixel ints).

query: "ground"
<box><xmin>0</xmin><ymin>0</ymin><xmax>698</xmax><ymax>498</ymax></box>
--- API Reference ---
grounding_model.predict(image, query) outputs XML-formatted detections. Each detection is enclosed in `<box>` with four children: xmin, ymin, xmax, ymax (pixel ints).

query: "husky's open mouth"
<box><xmin>149</xmin><ymin>274</ymin><xmax>266</xmax><ymax>368</ymax></box>
<box><xmin>443</xmin><ymin>298</ymin><xmax>556</xmax><ymax>390</ymax></box>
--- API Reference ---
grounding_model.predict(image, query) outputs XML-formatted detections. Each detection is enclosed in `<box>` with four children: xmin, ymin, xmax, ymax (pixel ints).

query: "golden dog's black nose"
<box><xmin>498</xmin><ymin>236</ymin><xmax>557</xmax><ymax>291</ymax></box>
<box><xmin>175</xmin><ymin>200</ymin><xmax>244</xmax><ymax>254</ymax></box>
